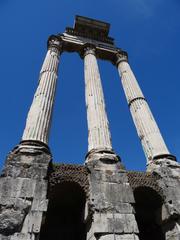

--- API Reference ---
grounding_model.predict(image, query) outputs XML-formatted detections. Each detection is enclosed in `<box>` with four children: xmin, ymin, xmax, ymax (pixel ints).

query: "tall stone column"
<box><xmin>83</xmin><ymin>46</ymin><xmax>116</xmax><ymax>160</ymax></box>
<box><xmin>115</xmin><ymin>51</ymin><xmax>175</xmax><ymax>163</ymax></box>
<box><xmin>22</xmin><ymin>35</ymin><xmax>62</xmax><ymax>145</ymax></box>
<box><xmin>83</xmin><ymin>50</ymin><xmax>137</xmax><ymax>240</ymax></box>
<box><xmin>0</xmin><ymin>36</ymin><xmax>63</xmax><ymax>240</ymax></box>
<box><xmin>82</xmin><ymin>47</ymin><xmax>138</xmax><ymax>240</ymax></box>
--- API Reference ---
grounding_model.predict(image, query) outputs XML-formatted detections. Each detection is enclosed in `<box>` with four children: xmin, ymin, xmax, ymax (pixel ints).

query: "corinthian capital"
<box><xmin>47</xmin><ymin>35</ymin><xmax>63</xmax><ymax>52</ymax></box>
<box><xmin>80</xmin><ymin>45</ymin><xmax>96</xmax><ymax>58</ymax></box>
<box><xmin>113</xmin><ymin>49</ymin><xmax>128</xmax><ymax>66</ymax></box>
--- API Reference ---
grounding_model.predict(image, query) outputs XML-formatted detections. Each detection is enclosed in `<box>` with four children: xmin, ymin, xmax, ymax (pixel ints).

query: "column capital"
<box><xmin>113</xmin><ymin>49</ymin><xmax>128</xmax><ymax>66</ymax></box>
<box><xmin>80</xmin><ymin>44</ymin><xmax>97</xmax><ymax>59</ymax></box>
<box><xmin>47</xmin><ymin>35</ymin><xmax>63</xmax><ymax>52</ymax></box>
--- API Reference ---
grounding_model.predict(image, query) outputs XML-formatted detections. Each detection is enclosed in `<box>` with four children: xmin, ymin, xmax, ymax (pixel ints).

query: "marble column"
<box><xmin>115</xmin><ymin>51</ymin><xmax>173</xmax><ymax>163</ymax></box>
<box><xmin>22</xmin><ymin>35</ymin><xmax>62</xmax><ymax>145</ymax></box>
<box><xmin>83</xmin><ymin>46</ymin><xmax>113</xmax><ymax>155</ymax></box>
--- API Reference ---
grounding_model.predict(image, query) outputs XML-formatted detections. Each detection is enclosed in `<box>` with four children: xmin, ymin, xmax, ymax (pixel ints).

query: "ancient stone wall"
<box><xmin>0</xmin><ymin>142</ymin><xmax>51</xmax><ymax>240</ymax></box>
<box><xmin>148</xmin><ymin>159</ymin><xmax>180</xmax><ymax>240</ymax></box>
<box><xmin>85</xmin><ymin>159</ymin><xmax>139</xmax><ymax>240</ymax></box>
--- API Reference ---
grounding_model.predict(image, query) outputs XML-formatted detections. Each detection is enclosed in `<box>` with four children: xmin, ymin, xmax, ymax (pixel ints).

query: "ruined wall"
<box><xmin>147</xmin><ymin>159</ymin><xmax>180</xmax><ymax>240</ymax></box>
<box><xmin>1</xmin><ymin>145</ymin><xmax>180</xmax><ymax>240</ymax></box>
<box><xmin>0</xmin><ymin>141</ymin><xmax>51</xmax><ymax>240</ymax></box>
<box><xmin>85</xmin><ymin>155</ymin><xmax>139</xmax><ymax>240</ymax></box>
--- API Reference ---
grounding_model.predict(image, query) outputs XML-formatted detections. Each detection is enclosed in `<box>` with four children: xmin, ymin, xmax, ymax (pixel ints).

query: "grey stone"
<box><xmin>100</xmin><ymin>234</ymin><xmax>139</xmax><ymax>240</ymax></box>
<box><xmin>87</xmin><ymin>159</ymin><xmax>138</xmax><ymax>239</ymax></box>
<box><xmin>0</xmin><ymin>144</ymin><xmax>51</xmax><ymax>239</ymax></box>
<box><xmin>93</xmin><ymin>213</ymin><xmax>138</xmax><ymax>234</ymax></box>
<box><xmin>0</xmin><ymin>209</ymin><xmax>25</xmax><ymax>235</ymax></box>
<box><xmin>147</xmin><ymin>158</ymin><xmax>180</xmax><ymax>238</ymax></box>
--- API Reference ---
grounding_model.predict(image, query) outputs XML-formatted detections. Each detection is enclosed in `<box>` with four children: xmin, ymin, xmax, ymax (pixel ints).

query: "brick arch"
<box><xmin>49</xmin><ymin>164</ymin><xmax>89</xmax><ymax>199</ymax></box>
<box><xmin>127</xmin><ymin>171</ymin><xmax>164</xmax><ymax>200</ymax></box>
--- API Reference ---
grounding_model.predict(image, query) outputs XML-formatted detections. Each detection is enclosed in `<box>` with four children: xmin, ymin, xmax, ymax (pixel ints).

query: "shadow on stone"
<box><xmin>133</xmin><ymin>186</ymin><xmax>165</xmax><ymax>240</ymax></box>
<box><xmin>39</xmin><ymin>181</ymin><xmax>86</xmax><ymax>240</ymax></box>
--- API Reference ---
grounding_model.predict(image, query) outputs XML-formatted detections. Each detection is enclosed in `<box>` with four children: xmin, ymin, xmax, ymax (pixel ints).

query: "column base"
<box><xmin>85</xmin><ymin>148</ymin><xmax>121</xmax><ymax>163</ymax></box>
<box><xmin>12</xmin><ymin>140</ymin><xmax>51</xmax><ymax>155</ymax></box>
<box><xmin>147</xmin><ymin>154</ymin><xmax>177</xmax><ymax>172</ymax></box>
<box><xmin>153</xmin><ymin>153</ymin><xmax>177</xmax><ymax>161</ymax></box>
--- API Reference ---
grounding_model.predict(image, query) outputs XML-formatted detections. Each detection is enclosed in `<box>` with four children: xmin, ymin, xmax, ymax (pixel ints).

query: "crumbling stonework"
<box><xmin>1</xmin><ymin>149</ymin><xmax>179</xmax><ymax>240</ymax></box>
<box><xmin>0</xmin><ymin>141</ymin><xmax>51</xmax><ymax>240</ymax></box>
<box><xmin>50</xmin><ymin>163</ymin><xmax>89</xmax><ymax>197</ymax></box>
<box><xmin>0</xmin><ymin>15</ymin><xmax>179</xmax><ymax>240</ymax></box>
<box><xmin>85</xmin><ymin>156</ymin><xmax>139</xmax><ymax>240</ymax></box>
<box><xmin>147</xmin><ymin>159</ymin><xmax>180</xmax><ymax>240</ymax></box>
<box><xmin>127</xmin><ymin>171</ymin><xmax>164</xmax><ymax>198</ymax></box>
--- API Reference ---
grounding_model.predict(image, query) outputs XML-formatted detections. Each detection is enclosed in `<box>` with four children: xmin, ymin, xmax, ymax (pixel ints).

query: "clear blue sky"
<box><xmin>0</xmin><ymin>0</ymin><xmax>179</xmax><ymax>171</ymax></box>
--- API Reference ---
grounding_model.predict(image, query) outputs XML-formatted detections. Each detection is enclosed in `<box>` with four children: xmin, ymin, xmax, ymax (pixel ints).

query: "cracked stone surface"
<box><xmin>1</xmin><ymin>146</ymin><xmax>180</xmax><ymax>240</ymax></box>
<box><xmin>85</xmin><ymin>158</ymin><xmax>139</xmax><ymax>240</ymax></box>
<box><xmin>0</xmin><ymin>142</ymin><xmax>51</xmax><ymax>240</ymax></box>
<box><xmin>147</xmin><ymin>158</ymin><xmax>180</xmax><ymax>239</ymax></box>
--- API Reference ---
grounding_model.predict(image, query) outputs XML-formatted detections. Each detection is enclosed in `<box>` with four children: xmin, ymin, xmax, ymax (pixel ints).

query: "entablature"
<box><xmin>48</xmin><ymin>33</ymin><xmax>127</xmax><ymax>64</ymax></box>
<box><xmin>47</xmin><ymin>15</ymin><xmax>128</xmax><ymax>64</ymax></box>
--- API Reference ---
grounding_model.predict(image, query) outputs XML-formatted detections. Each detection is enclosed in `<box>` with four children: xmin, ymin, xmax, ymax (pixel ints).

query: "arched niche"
<box><xmin>133</xmin><ymin>186</ymin><xmax>165</xmax><ymax>240</ymax></box>
<box><xmin>40</xmin><ymin>181</ymin><xmax>87</xmax><ymax>240</ymax></box>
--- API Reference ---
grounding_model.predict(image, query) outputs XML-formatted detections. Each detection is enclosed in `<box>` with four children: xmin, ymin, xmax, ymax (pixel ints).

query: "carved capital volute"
<box><xmin>113</xmin><ymin>49</ymin><xmax>128</xmax><ymax>67</ymax></box>
<box><xmin>80</xmin><ymin>44</ymin><xmax>97</xmax><ymax>59</ymax></box>
<box><xmin>47</xmin><ymin>35</ymin><xmax>63</xmax><ymax>53</ymax></box>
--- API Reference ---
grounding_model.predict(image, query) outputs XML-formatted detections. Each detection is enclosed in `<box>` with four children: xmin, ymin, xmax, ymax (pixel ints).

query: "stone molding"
<box><xmin>114</xmin><ymin>50</ymin><xmax>128</xmax><ymax>66</ymax></box>
<box><xmin>83</xmin><ymin>46</ymin><xmax>96</xmax><ymax>57</ymax></box>
<box><xmin>85</xmin><ymin>148</ymin><xmax>121</xmax><ymax>163</ymax></box>
<box><xmin>47</xmin><ymin>35</ymin><xmax>63</xmax><ymax>52</ymax></box>
<box><xmin>17</xmin><ymin>140</ymin><xmax>51</xmax><ymax>154</ymax></box>
<box><xmin>79</xmin><ymin>44</ymin><xmax>97</xmax><ymax>59</ymax></box>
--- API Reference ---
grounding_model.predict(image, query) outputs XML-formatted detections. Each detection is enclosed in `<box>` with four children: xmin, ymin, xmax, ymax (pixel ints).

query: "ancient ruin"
<box><xmin>0</xmin><ymin>16</ymin><xmax>180</xmax><ymax>240</ymax></box>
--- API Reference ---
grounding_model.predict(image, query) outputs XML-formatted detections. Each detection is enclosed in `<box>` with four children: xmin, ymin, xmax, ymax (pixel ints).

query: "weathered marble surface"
<box><xmin>0</xmin><ymin>142</ymin><xmax>51</xmax><ymax>240</ymax></box>
<box><xmin>86</xmin><ymin>158</ymin><xmax>139</xmax><ymax>240</ymax></box>
<box><xmin>84</xmin><ymin>47</ymin><xmax>112</xmax><ymax>152</ymax></box>
<box><xmin>148</xmin><ymin>159</ymin><xmax>180</xmax><ymax>240</ymax></box>
<box><xmin>22</xmin><ymin>37</ymin><xmax>62</xmax><ymax>144</ymax></box>
<box><xmin>116</xmin><ymin>53</ymin><xmax>170</xmax><ymax>163</ymax></box>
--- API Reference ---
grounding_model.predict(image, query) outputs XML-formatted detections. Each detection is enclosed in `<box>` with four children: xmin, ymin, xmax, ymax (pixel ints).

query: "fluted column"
<box><xmin>22</xmin><ymin>35</ymin><xmax>62</xmax><ymax>145</ymax></box>
<box><xmin>115</xmin><ymin>51</ymin><xmax>174</xmax><ymax>162</ymax></box>
<box><xmin>83</xmin><ymin>47</ymin><xmax>113</xmax><ymax>154</ymax></box>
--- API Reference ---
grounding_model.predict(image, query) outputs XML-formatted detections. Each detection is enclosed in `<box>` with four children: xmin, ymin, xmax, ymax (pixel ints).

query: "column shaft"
<box><xmin>22</xmin><ymin>36</ymin><xmax>62</xmax><ymax>144</ymax></box>
<box><xmin>84</xmin><ymin>47</ymin><xmax>112</xmax><ymax>152</ymax></box>
<box><xmin>116</xmin><ymin>53</ymin><xmax>170</xmax><ymax>162</ymax></box>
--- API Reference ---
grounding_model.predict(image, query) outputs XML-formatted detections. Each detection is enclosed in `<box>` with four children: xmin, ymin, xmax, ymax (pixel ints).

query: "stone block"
<box><xmin>90</xmin><ymin>182</ymin><xmax>134</xmax><ymax>205</ymax></box>
<box><xmin>19</xmin><ymin>178</ymin><xmax>36</xmax><ymax>199</ymax></box>
<box><xmin>21</xmin><ymin>211</ymin><xmax>43</xmax><ymax>234</ymax></box>
<box><xmin>94</xmin><ymin>201</ymin><xmax>133</xmax><ymax>214</ymax></box>
<box><xmin>0</xmin><ymin>209</ymin><xmax>25</xmax><ymax>236</ymax></box>
<box><xmin>93</xmin><ymin>213</ymin><xmax>138</xmax><ymax>234</ymax></box>
<box><xmin>0</xmin><ymin>197</ymin><xmax>16</xmax><ymax>206</ymax></box>
<box><xmin>31</xmin><ymin>199</ymin><xmax>48</xmax><ymax>211</ymax></box>
<box><xmin>33</xmin><ymin>181</ymin><xmax>48</xmax><ymax>200</ymax></box>
<box><xmin>100</xmin><ymin>234</ymin><xmax>139</xmax><ymax>240</ymax></box>
<box><xmin>10</xmin><ymin>233</ymin><xmax>34</xmax><ymax>240</ymax></box>
<box><xmin>4</xmin><ymin>157</ymin><xmax>50</xmax><ymax>180</ymax></box>
<box><xmin>89</xmin><ymin>170</ymin><xmax>128</xmax><ymax>184</ymax></box>
<box><xmin>0</xmin><ymin>178</ymin><xmax>23</xmax><ymax>199</ymax></box>
<box><xmin>0</xmin><ymin>234</ymin><xmax>11</xmax><ymax>240</ymax></box>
